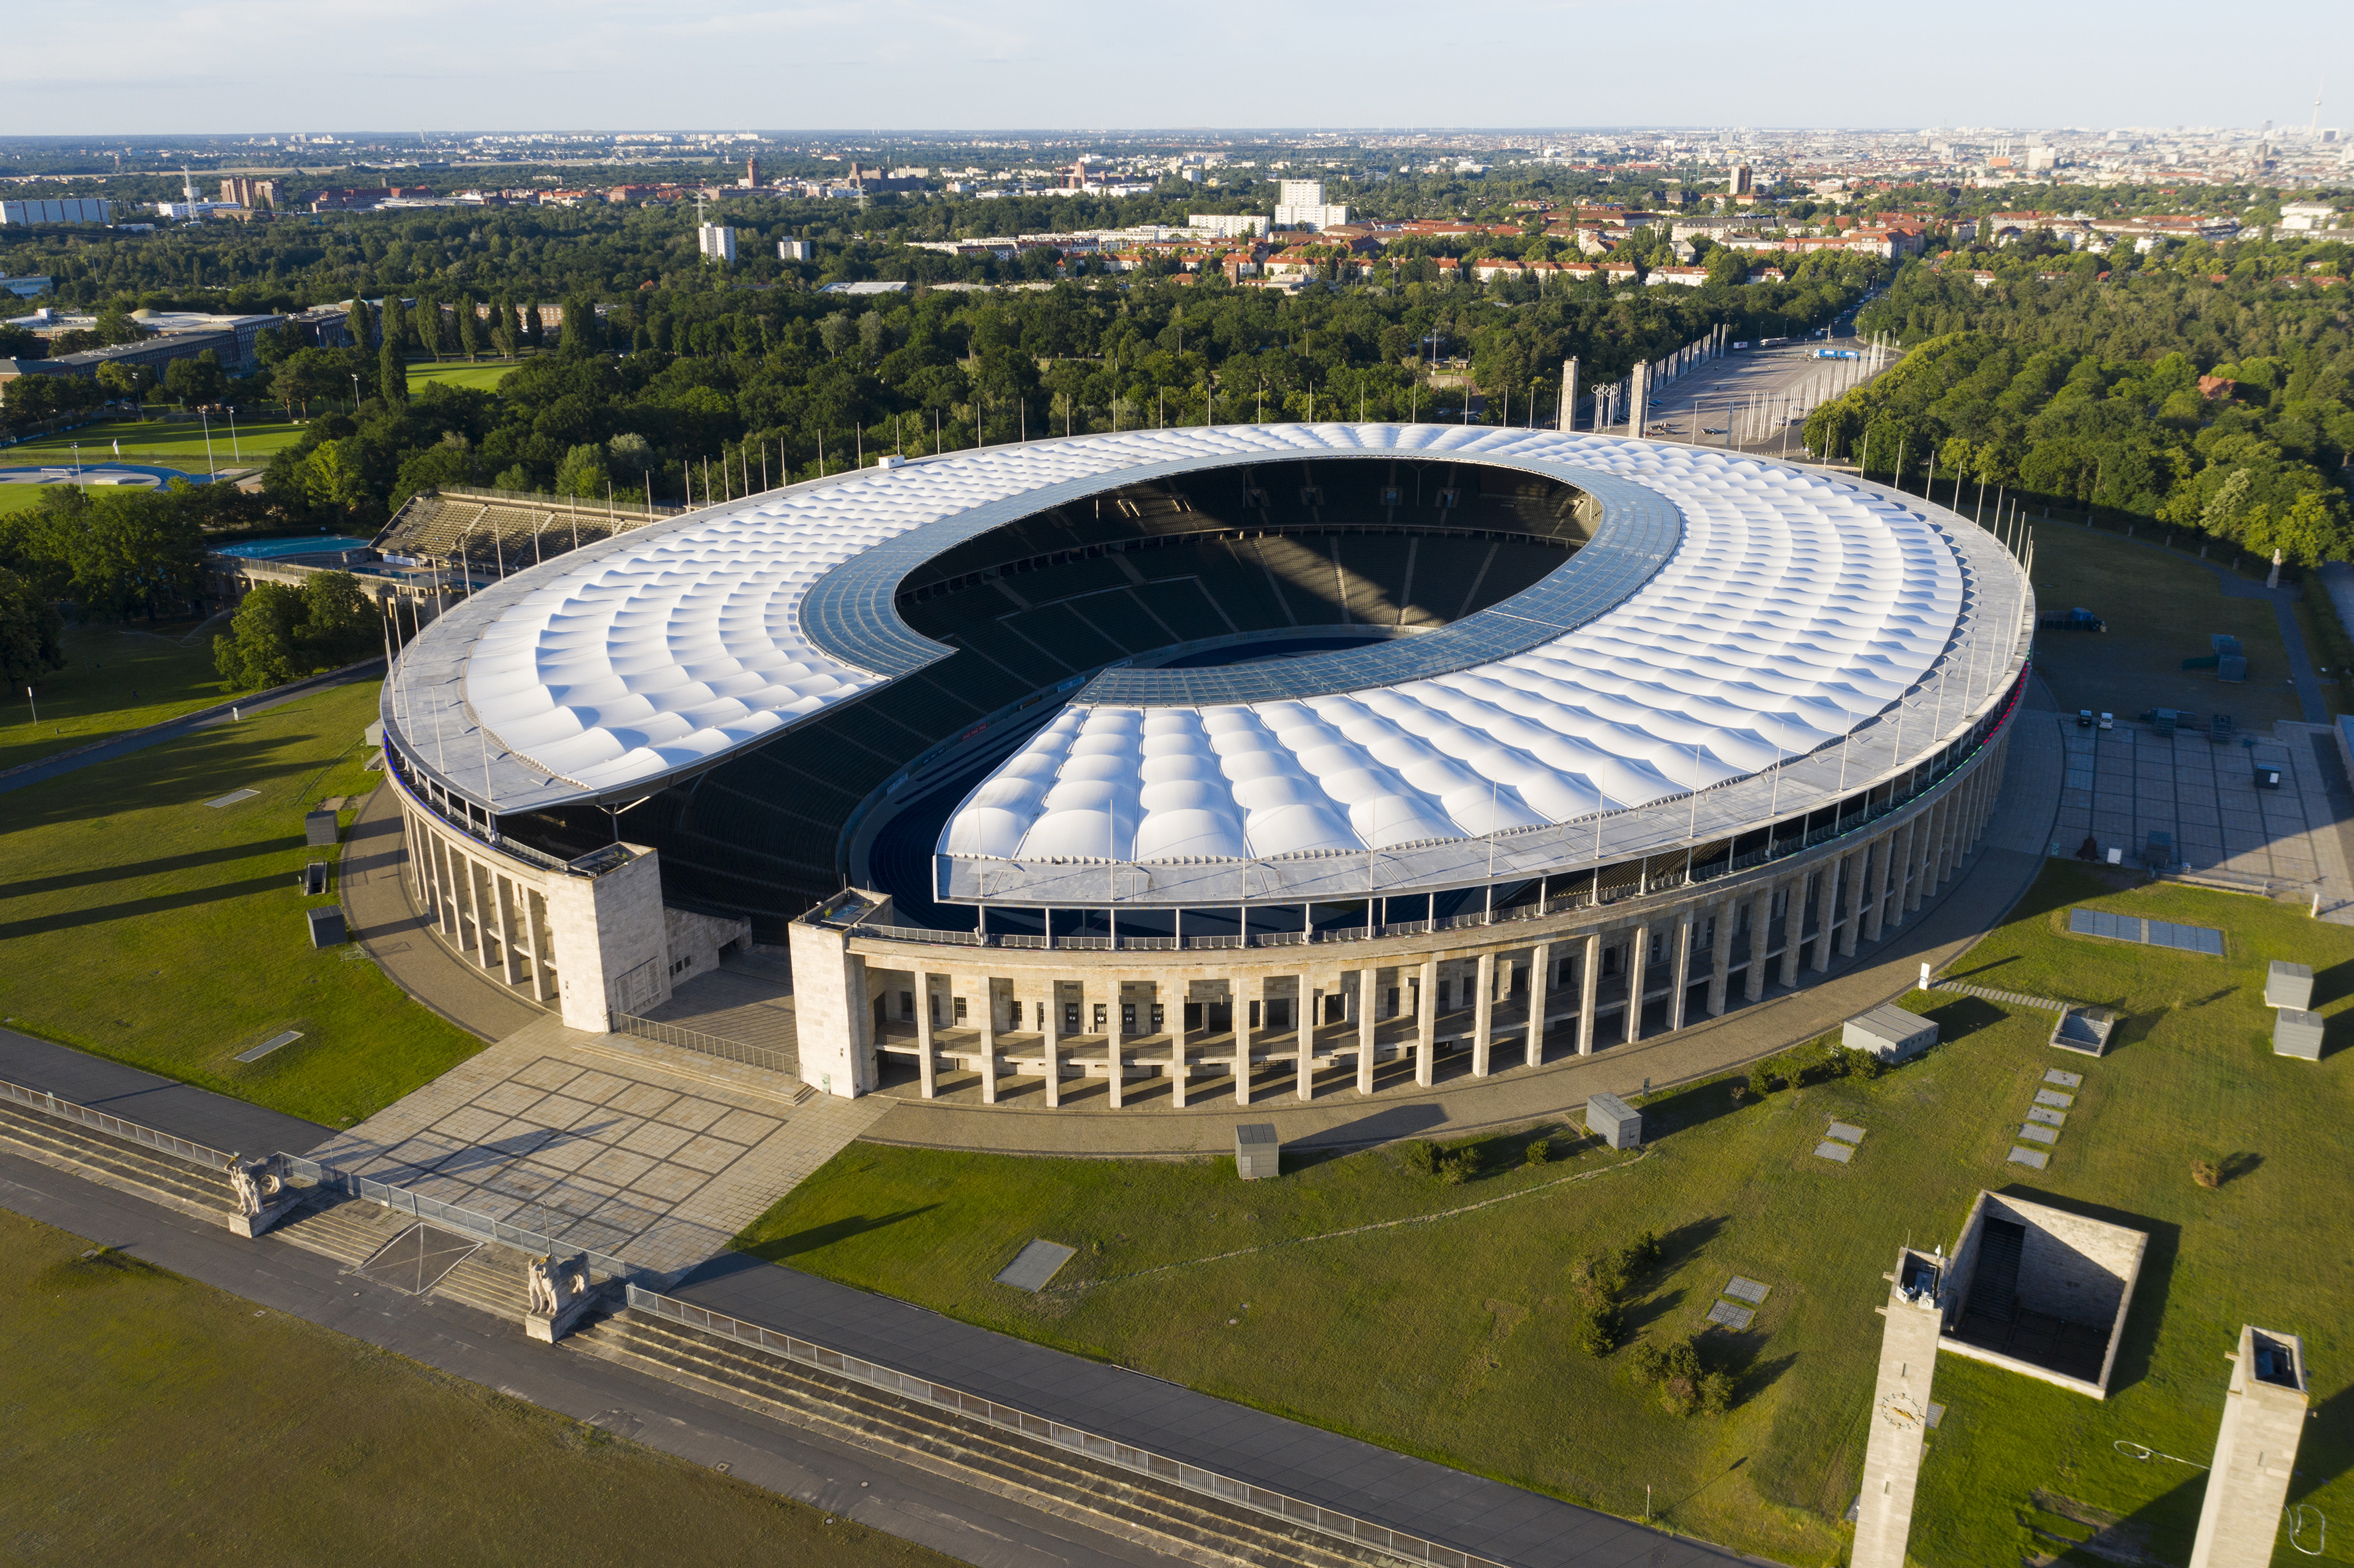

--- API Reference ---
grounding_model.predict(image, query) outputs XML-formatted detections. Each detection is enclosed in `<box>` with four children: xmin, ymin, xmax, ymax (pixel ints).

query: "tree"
<box><xmin>381</xmin><ymin>294</ymin><xmax>411</xmax><ymax>355</ymax></box>
<box><xmin>163</xmin><ymin>349</ymin><xmax>226</xmax><ymax>410</ymax></box>
<box><xmin>345</xmin><ymin>297</ymin><xmax>372</xmax><ymax>351</ymax></box>
<box><xmin>379</xmin><ymin>340</ymin><xmax>408</xmax><ymax>407</ymax></box>
<box><xmin>552</xmin><ymin>442</ymin><xmax>609</xmax><ymax>499</ymax></box>
<box><xmin>212</xmin><ymin>572</ymin><xmax>379</xmax><ymax>690</ymax></box>
<box><xmin>456</xmin><ymin>296</ymin><xmax>484</xmax><ymax>361</ymax></box>
<box><xmin>0</xmin><ymin>565</ymin><xmax>66</xmax><ymax>685</ymax></box>
<box><xmin>415</xmin><ymin>294</ymin><xmax>443</xmax><ymax>361</ymax></box>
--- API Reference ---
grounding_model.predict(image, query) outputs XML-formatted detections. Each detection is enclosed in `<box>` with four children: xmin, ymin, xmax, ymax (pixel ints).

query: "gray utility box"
<box><xmin>1843</xmin><ymin>1003</ymin><xmax>1939</xmax><ymax>1064</ymax></box>
<box><xmin>304</xmin><ymin>809</ymin><xmax>340</xmax><ymax>848</ymax></box>
<box><xmin>305</xmin><ymin>906</ymin><xmax>347</xmax><ymax>948</ymax></box>
<box><xmin>1585</xmin><ymin>1091</ymin><xmax>1643</xmax><ymax>1150</ymax></box>
<box><xmin>2273</xmin><ymin>1009</ymin><xmax>2325</xmax><ymax>1060</ymax></box>
<box><xmin>2265</xmin><ymin>961</ymin><xmax>2314</xmax><ymax>1011</ymax></box>
<box><xmin>1234</xmin><ymin>1123</ymin><xmax>1280</xmax><ymax>1180</ymax></box>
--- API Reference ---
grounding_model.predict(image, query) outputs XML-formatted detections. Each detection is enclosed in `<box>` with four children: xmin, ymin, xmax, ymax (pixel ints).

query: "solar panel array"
<box><xmin>2067</xmin><ymin>908</ymin><xmax>2225</xmax><ymax>955</ymax></box>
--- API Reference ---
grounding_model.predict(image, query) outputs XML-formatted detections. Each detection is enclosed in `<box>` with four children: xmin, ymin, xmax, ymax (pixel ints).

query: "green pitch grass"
<box><xmin>1</xmin><ymin>416</ymin><xmax>310</xmax><ymax>474</ymax></box>
<box><xmin>406</xmin><ymin>359</ymin><xmax>522</xmax><ymax>393</ymax></box>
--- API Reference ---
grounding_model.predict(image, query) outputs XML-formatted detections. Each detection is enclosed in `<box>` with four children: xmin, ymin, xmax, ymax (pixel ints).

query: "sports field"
<box><xmin>407</xmin><ymin>359</ymin><xmax>522</xmax><ymax>392</ymax></box>
<box><xmin>0</xmin><ymin>617</ymin><xmax>233</xmax><ymax>773</ymax></box>
<box><xmin>0</xmin><ymin>680</ymin><xmax>483</xmax><ymax>1127</ymax></box>
<box><xmin>736</xmin><ymin>867</ymin><xmax>2352</xmax><ymax>1563</ymax></box>
<box><xmin>1</xmin><ymin>416</ymin><xmax>310</xmax><ymax>473</ymax></box>
<box><xmin>0</xmin><ymin>1211</ymin><xmax>952</xmax><ymax>1568</ymax></box>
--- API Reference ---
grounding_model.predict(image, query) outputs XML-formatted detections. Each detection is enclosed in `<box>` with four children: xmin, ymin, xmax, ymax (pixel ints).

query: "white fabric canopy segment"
<box><xmin>941</xmin><ymin>438</ymin><xmax>1967</xmax><ymax>865</ymax></box>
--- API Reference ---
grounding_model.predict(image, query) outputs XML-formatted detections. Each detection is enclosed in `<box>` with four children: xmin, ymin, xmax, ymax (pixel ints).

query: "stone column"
<box><xmin>1743</xmin><ymin>887</ymin><xmax>1773</xmax><ymax>1002</ymax></box>
<box><xmin>1042</xmin><ymin>979</ymin><xmax>1062</xmax><ymax>1108</ymax></box>
<box><xmin>1838</xmin><ymin>844</ymin><xmax>1869</xmax><ymax>957</ymax></box>
<box><xmin>1234</xmin><ymin>973</ymin><xmax>1254</xmax><ymax>1106</ymax></box>
<box><xmin>1904</xmin><ymin>817</ymin><xmax>1930</xmax><ymax>914</ymax></box>
<box><xmin>916</xmin><ymin>971</ymin><xmax>937</xmax><ymax>1099</ymax></box>
<box><xmin>1576</xmin><ymin>933</ymin><xmax>1601</xmax><ymax>1054</ymax></box>
<box><xmin>1472</xmin><ymin>951</ymin><xmax>1496</xmax><ymax>1075</ymax></box>
<box><xmin>1525</xmin><ymin>941</ymin><xmax>1551</xmax><ymax>1067</ymax></box>
<box><xmin>1106</xmin><ymin>973</ymin><xmax>1126</xmax><ymax>1109</ymax></box>
<box><xmin>1706</xmin><ymin>900</ymin><xmax>1735</xmax><ymax>1016</ymax></box>
<box><xmin>1861</xmin><ymin>831</ymin><xmax>1894</xmax><ymax>943</ymax></box>
<box><xmin>1295</xmin><ymin>972</ymin><xmax>1315</xmax><ymax>1101</ymax></box>
<box><xmin>1668</xmin><ymin>911</ymin><xmax>1694</xmax><ymax>1029</ymax></box>
<box><xmin>1357</xmin><ymin>967</ymin><xmax>1379</xmax><ymax>1093</ymax></box>
<box><xmin>1884</xmin><ymin>822</ymin><xmax>1916</xmax><ymax>931</ymax></box>
<box><xmin>1624</xmin><ymin>923</ymin><xmax>1650</xmax><ymax>1043</ymax></box>
<box><xmin>2187</xmin><ymin>1326</ymin><xmax>2310</xmax><ymax>1568</ymax></box>
<box><xmin>979</xmin><ymin>977</ymin><xmax>999</xmax><ymax>1104</ymax></box>
<box><xmin>1853</xmin><ymin>1248</ymin><xmax>1947</xmax><ymax>1568</ymax></box>
<box><xmin>1415</xmin><ymin>956</ymin><xmax>1438</xmax><ymax>1086</ymax></box>
<box><xmin>1776</xmin><ymin>875</ymin><xmax>1808</xmax><ymax>989</ymax></box>
<box><xmin>1811</xmin><ymin>862</ymin><xmax>1840</xmax><ymax>973</ymax></box>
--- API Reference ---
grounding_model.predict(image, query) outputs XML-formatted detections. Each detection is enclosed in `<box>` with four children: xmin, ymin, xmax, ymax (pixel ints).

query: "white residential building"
<box><xmin>1189</xmin><ymin>213</ymin><xmax>1272</xmax><ymax>239</ymax></box>
<box><xmin>699</xmin><ymin>224</ymin><xmax>736</xmax><ymax>264</ymax></box>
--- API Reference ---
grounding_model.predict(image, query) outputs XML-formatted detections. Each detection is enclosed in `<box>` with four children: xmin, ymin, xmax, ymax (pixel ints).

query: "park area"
<box><xmin>0</xmin><ymin>1212</ymin><xmax>949</xmax><ymax>1568</ymax></box>
<box><xmin>0</xmin><ymin>616</ymin><xmax>234</xmax><ymax>773</ymax></box>
<box><xmin>406</xmin><ymin>359</ymin><xmax>522</xmax><ymax>393</ymax></box>
<box><xmin>1</xmin><ymin>414</ymin><xmax>312</xmax><ymax>475</ymax></box>
<box><xmin>736</xmin><ymin>864</ymin><xmax>2351</xmax><ymax>1563</ymax></box>
<box><xmin>0</xmin><ymin>680</ymin><xmax>482</xmax><ymax>1127</ymax></box>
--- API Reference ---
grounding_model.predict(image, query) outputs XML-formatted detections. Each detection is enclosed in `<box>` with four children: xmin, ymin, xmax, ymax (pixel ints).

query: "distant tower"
<box><xmin>743</xmin><ymin>153</ymin><xmax>759</xmax><ymax>189</ymax></box>
<box><xmin>1729</xmin><ymin>163</ymin><xmax>1754</xmax><ymax>197</ymax></box>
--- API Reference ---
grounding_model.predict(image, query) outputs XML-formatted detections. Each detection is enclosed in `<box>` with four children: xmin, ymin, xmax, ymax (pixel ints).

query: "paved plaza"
<box><xmin>308</xmin><ymin>1016</ymin><xmax>888</xmax><ymax>1277</ymax></box>
<box><xmin>2051</xmin><ymin>719</ymin><xmax>2354</xmax><ymax>918</ymax></box>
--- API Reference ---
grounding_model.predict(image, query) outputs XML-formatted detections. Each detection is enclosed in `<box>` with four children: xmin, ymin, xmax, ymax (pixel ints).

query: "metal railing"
<box><xmin>610</xmin><ymin>1013</ymin><xmax>795</xmax><ymax>1076</ymax></box>
<box><xmin>284</xmin><ymin>1152</ymin><xmax>635</xmax><ymax>1282</ymax></box>
<box><xmin>627</xmin><ymin>1285</ymin><xmax>1512</xmax><ymax>1568</ymax></box>
<box><xmin>1</xmin><ymin>1076</ymin><xmax>236</xmax><ymax>1169</ymax></box>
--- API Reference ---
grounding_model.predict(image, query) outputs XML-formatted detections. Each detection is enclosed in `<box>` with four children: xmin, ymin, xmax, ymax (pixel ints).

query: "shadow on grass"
<box><xmin>1913</xmin><ymin>995</ymin><xmax>2009</xmax><ymax>1045</ymax></box>
<box><xmin>0</xmin><ymin>836</ymin><xmax>303</xmax><ymax>900</ymax></box>
<box><xmin>2217</xmin><ymin>1151</ymin><xmax>2264</xmax><ymax>1185</ymax></box>
<box><xmin>736</xmin><ymin>1205</ymin><xmax>941</xmax><ymax>1264</ymax></box>
<box><xmin>1294</xmin><ymin>1101</ymin><xmax>1448</xmax><ymax>1151</ymax></box>
<box><xmin>1638</xmin><ymin>1076</ymin><xmax>1750</xmax><ymax>1139</ymax></box>
<box><xmin>2312</xmin><ymin>955</ymin><xmax>2354</xmax><ymax>1009</ymax></box>
<box><xmin>1998</xmin><ymin>1184</ymin><xmax>2177</xmax><ymax>1398</ymax></box>
<box><xmin>2025</xmin><ymin>1471</ymin><xmax>2206</xmax><ymax>1568</ymax></box>
<box><xmin>1950</xmin><ymin>954</ymin><xmax>2020</xmax><ymax>981</ymax></box>
<box><xmin>0</xmin><ymin>874</ymin><xmax>299</xmax><ymax>939</ymax></box>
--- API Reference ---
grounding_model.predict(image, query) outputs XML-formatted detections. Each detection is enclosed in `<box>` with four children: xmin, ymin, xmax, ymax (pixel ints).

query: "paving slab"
<box><xmin>2016</xmin><ymin>1124</ymin><xmax>2060</xmax><ymax>1145</ymax></box>
<box><xmin>2026</xmin><ymin>1106</ymin><xmax>2067</xmax><ymax>1127</ymax></box>
<box><xmin>2034</xmin><ymin>1088</ymin><xmax>2076</xmax><ymax>1108</ymax></box>
<box><xmin>995</xmin><ymin>1239</ymin><xmax>1078</xmax><ymax>1293</ymax></box>
<box><xmin>2007</xmin><ymin>1145</ymin><xmax>2051</xmax><ymax>1169</ymax></box>
<box><xmin>2043</xmin><ymin>1068</ymin><xmax>2084</xmax><ymax>1088</ymax></box>
<box><xmin>1813</xmin><ymin>1140</ymin><xmax>1854</xmax><ymax>1163</ymax></box>
<box><xmin>1704</xmin><ymin>1299</ymin><xmax>1755</xmax><ymax>1330</ymax></box>
<box><xmin>1723</xmin><ymin>1276</ymin><xmax>1771</xmax><ymax>1304</ymax></box>
<box><xmin>1826</xmin><ymin>1121</ymin><xmax>1866</xmax><ymax>1144</ymax></box>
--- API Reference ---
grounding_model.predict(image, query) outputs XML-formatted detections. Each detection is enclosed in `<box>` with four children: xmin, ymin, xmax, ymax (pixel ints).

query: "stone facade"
<box><xmin>786</xmin><ymin>733</ymin><xmax>2008</xmax><ymax>1102</ymax></box>
<box><xmin>2188</xmin><ymin>1326</ymin><xmax>2310</xmax><ymax>1568</ymax></box>
<box><xmin>1853</xmin><ymin>1248</ymin><xmax>1946</xmax><ymax>1568</ymax></box>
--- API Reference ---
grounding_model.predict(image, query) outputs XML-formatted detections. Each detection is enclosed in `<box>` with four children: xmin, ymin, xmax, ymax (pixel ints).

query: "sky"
<box><xmin>5</xmin><ymin>0</ymin><xmax>2349</xmax><ymax>138</ymax></box>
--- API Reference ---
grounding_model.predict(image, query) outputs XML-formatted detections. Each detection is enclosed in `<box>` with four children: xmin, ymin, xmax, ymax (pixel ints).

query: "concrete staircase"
<box><xmin>570</xmin><ymin>1310</ymin><xmax>1400</xmax><ymax>1568</ymax></box>
<box><xmin>270</xmin><ymin>1194</ymin><xmax>535</xmax><ymax>1319</ymax></box>
<box><xmin>0</xmin><ymin>1097</ymin><xmax>238</xmax><ymax>1226</ymax></box>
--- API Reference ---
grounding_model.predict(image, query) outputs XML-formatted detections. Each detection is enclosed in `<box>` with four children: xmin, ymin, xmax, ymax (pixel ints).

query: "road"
<box><xmin>1636</xmin><ymin>298</ymin><xmax>1894</xmax><ymax>458</ymax></box>
<box><xmin>0</xmin><ymin>1151</ymin><xmax>1171</xmax><ymax>1568</ymax></box>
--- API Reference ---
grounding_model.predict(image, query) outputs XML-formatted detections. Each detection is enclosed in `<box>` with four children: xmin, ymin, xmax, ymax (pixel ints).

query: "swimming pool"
<box><xmin>211</xmin><ymin>536</ymin><xmax>375</xmax><ymax>559</ymax></box>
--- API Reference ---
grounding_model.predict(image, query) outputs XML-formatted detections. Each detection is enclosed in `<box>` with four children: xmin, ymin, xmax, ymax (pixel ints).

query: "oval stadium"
<box><xmin>377</xmin><ymin>422</ymin><xmax>2034</xmax><ymax>1108</ymax></box>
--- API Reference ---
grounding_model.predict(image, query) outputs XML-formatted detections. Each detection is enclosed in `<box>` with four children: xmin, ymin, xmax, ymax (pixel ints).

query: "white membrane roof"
<box><xmin>939</xmin><ymin>435</ymin><xmax>1980</xmax><ymax>875</ymax></box>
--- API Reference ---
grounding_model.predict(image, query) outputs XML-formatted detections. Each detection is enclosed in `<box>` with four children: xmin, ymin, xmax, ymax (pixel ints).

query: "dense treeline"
<box><xmin>245</xmin><ymin>254</ymin><xmax>1878</xmax><ymax>530</ymax></box>
<box><xmin>1806</xmin><ymin>245</ymin><xmax>2354</xmax><ymax>562</ymax></box>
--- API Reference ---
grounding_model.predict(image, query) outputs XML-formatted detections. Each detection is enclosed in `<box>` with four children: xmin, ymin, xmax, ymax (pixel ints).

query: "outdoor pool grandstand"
<box><xmin>377</xmin><ymin>425</ymin><xmax>2034</xmax><ymax>1105</ymax></box>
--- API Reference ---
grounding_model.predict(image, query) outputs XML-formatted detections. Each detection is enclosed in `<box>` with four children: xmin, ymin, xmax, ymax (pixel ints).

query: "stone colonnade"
<box><xmin>802</xmin><ymin>735</ymin><xmax>2011</xmax><ymax>1104</ymax></box>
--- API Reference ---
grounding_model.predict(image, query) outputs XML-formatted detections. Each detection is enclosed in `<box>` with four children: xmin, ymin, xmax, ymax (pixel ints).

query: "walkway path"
<box><xmin>0</xmin><ymin>1027</ymin><xmax>334</xmax><ymax>1156</ymax></box>
<box><xmin>0</xmin><ymin>658</ymin><xmax>385</xmax><ymax>797</ymax></box>
<box><xmin>308</xmin><ymin>1014</ymin><xmax>888</xmax><ymax>1278</ymax></box>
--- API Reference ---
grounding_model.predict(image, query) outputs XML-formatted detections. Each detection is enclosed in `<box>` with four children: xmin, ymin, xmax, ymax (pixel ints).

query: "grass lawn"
<box><xmin>0</xmin><ymin>680</ymin><xmax>483</xmax><ymax>1127</ymax></box>
<box><xmin>2027</xmin><ymin>522</ymin><xmax>2304</xmax><ymax>730</ymax></box>
<box><xmin>0</xmin><ymin>1211</ymin><xmax>953</xmax><ymax>1568</ymax></box>
<box><xmin>0</xmin><ymin>416</ymin><xmax>312</xmax><ymax>474</ymax></box>
<box><xmin>737</xmin><ymin>865</ymin><xmax>2352</xmax><ymax>1564</ymax></box>
<box><xmin>407</xmin><ymin>359</ymin><xmax>522</xmax><ymax>393</ymax></box>
<box><xmin>1</xmin><ymin>617</ymin><xmax>235</xmax><ymax>774</ymax></box>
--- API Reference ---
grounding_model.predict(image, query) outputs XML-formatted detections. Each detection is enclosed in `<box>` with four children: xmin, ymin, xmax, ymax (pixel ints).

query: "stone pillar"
<box><xmin>1810</xmin><ymin>862</ymin><xmax>1840</xmax><ymax>973</ymax></box>
<box><xmin>1106</xmin><ymin>974</ymin><xmax>1126</xmax><ymax>1109</ymax></box>
<box><xmin>979</xmin><ymin>977</ymin><xmax>999</xmax><ymax>1104</ymax></box>
<box><xmin>1576</xmin><ymin>934</ymin><xmax>1601</xmax><ymax>1054</ymax></box>
<box><xmin>1296</xmin><ymin>973</ymin><xmax>1314</xmax><ymax>1101</ymax></box>
<box><xmin>1043</xmin><ymin>979</ymin><xmax>1062</xmax><ymax>1108</ymax></box>
<box><xmin>1884</xmin><ymin>822</ymin><xmax>1916</xmax><ymax>930</ymax></box>
<box><xmin>1526</xmin><ymin>941</ymin><xmax>1551</xmax><ymax>1066</ymax></box>
<box><xmin>1904</xmin><ymin>817</ymin><xmax>1929</xmax><ymax>914</ymax></box>
<box><xmin>1839</xmin><ymin>844</ymin><xmax>1869</xmax><ymax>957</ymax></box>
<box><xmin>2187</xmin><ymin>1327</ymin><xmax>2310</xmax><ymax>1568</ymax></box>
<box><xmin>1472</xmin><ymin>951</ymin><xmax>1496</xmax><ymax>1075</ymax></box>
<box><xmin>1234</xmin><ymin>973</ymin><xmax>1254</xmax><ymax>1106</ymax></box>
<box><xmin>1853</xmin><ymin>1249</ymin><xmax>1947</xmax><ymax>1568</ymax></box>
<box><xmin>1744</xmin><ymin>887</ymin><xmax>1773</xmax><ymax>1002</ymax></box>
<box><xmin>1624</xmin><ymin>922</ymin><xmax>1650</xmax><ymax>1043</ymax></box>
<box><xmin>1862</xmin><ymin>831</ymin><xmax>1894</xmax><ymax>943</ymax></box>
<box><xmin>1668</xmin><ymin>911</ymin><xmax>1694</xmax><ymax>1029</ymax></box>
<box><xmin>1777</xmin><ymin>875</ymin><xmax>1808</xmax><ymax>989</ymax></box>
<box><xmin>1415</xmin><ymin>956</ymin><xmax>1438</xmax><ymax>1086</ymax></box>
<box><xmin>915</xmin><ymin>971</ymin><xmax>937</xmax><ymax>1099</ymax></box>
<box><xmin>1706</xmin><ymin>900</ymin><xmax>1735</xmax><ymax>1016</ymax></box>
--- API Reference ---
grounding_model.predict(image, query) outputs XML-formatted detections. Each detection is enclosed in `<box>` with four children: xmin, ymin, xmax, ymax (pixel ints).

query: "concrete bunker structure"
<box><xmin>1940</xmin><ymin>1191</ymin><xmax>2148</xmax><ymax>1398</ymax></box>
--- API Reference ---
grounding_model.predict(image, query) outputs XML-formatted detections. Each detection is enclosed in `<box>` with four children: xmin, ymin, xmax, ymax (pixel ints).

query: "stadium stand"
<box><xmin>373</xmin><ymin>487</ymin><xmax>682</xmax><ymax>577</ymax></box>
<box><xmin>508</xmin><ymin>459</ymin><xmax>1594</xmax><ymax>935</ymax></box>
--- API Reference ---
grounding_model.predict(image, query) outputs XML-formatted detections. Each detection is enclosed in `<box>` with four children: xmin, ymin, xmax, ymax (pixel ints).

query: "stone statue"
<box><xmin>228</xmin><ymin>1155</ymin><xmax>282</xmax><ymax>1218</ymax></box>
<box><xmin>526</xmin><ymin>1252</ymin><xmax>595</xmax><ymax>1341</ymax></box>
